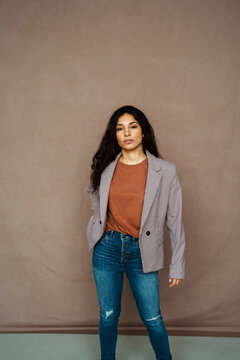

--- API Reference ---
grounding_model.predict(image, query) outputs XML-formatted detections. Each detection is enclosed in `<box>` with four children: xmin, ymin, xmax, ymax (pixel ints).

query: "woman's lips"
<box><xmin>124</xmin><ymin>140</ymin><xmax>133</xmax><ymax>143</ymax></box>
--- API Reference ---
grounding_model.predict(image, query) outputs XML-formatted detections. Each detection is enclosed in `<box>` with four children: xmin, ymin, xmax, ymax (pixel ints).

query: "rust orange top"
<box><xmin>105</xmin><ymin>157</ymin><xmax>148</xmax><ymax>238</ymax></box>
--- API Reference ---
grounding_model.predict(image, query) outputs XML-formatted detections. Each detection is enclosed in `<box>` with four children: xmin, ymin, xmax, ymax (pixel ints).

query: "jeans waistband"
<box><xmin>106</xmin><ymin>229</ymin><xmax>139</xmax><ymax>241</ymax></box>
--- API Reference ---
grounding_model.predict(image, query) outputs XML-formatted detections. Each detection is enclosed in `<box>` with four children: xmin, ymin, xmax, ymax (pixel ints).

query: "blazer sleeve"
<box><xmin>166</xmin><ymin>165</ymin><xmax>186</xmax><ymax>279</ymax></box>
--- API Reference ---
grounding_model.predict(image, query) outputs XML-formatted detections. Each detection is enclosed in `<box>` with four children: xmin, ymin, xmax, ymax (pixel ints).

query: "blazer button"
<box><xmin>146</xmin><ymin>231</ymin><xmax>150</xmax><ymax>235</ymax></box>
<box><xmin>100</xmin><ymin>221</ymin><xmax>102</xmax><ymax>224</ymax></box>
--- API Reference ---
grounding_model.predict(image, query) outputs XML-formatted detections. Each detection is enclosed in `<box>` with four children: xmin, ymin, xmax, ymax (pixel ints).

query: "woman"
<box><xmin>86</xmin><ymin>105</ymin><xmax>186</xmax><ymax>360</ymax></box>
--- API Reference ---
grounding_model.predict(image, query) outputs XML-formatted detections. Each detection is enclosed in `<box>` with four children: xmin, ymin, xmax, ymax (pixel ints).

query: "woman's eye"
<box><xmin>116</xmin><ymin>126</ymin><xmax>137</xmax><ymax>131</ymax></box>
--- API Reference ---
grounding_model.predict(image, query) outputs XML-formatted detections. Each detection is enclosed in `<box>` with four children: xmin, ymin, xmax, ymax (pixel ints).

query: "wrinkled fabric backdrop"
<box><xmin>0</xmin><ymin>0</ymin><xmax>239</xmax><ymax>336</ymax></box>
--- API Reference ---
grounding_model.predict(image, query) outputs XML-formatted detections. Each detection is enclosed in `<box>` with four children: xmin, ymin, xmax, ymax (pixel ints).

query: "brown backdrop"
<box><xmin>0</xmin><ymin>0</ymin><xmax>239</xmax><ymax>336</ymax></box>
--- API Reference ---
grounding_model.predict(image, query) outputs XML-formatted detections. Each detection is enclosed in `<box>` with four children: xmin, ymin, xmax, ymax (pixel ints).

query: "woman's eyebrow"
<box><xmin>116</xmin><ymin>121</ymin><xmax>138</xmax><ymax>126</ymax></box>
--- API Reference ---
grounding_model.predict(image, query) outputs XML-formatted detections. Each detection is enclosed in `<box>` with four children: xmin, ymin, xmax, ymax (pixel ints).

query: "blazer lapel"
<box><xmin>99</xmin><ymin>149</ymin><xmax>162</xmax><ymax>232</ymax></box>
<box><xmin>139</xmin><ymin>151</ymin><xmax>162</xmax><ymax>234</ymax></box>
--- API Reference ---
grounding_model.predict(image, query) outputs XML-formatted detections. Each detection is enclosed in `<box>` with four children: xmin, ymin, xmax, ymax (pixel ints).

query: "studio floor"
<box><xmin>0</xmin><ymin>334</ymin><xmax>239</xmax><ymax>360</ymax></box>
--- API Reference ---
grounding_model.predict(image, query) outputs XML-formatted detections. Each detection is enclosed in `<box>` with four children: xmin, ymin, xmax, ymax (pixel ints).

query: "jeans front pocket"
<box><xmin>132</xmin><ymin>237</ymin><xmax>139</xmax><ymax>246</ymax></box>
<box><xmin>99</xmin><ymin>230</ymin><xmax>113</xmax><ymax>244</ymax></box>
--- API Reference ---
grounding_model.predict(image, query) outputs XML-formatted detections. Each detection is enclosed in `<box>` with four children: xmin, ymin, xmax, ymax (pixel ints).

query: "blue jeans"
<box><xmin>92</xmin><ymin>229</ymin><xmax>172</xmax><ymax>360</ymax></box>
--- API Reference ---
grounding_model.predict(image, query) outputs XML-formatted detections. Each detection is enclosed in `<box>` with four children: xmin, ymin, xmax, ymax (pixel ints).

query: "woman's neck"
<box><xmin>119</xmin><ymin>151</ymin><xmax>147</xmax><ymax>165</ymax></box>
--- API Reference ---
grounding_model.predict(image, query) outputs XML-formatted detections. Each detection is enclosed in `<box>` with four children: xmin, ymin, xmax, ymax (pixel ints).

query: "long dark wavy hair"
<box><xmin>88</xmin><ymin>105</ymin><xmax>164</xmax><ymax>194</ymax></box>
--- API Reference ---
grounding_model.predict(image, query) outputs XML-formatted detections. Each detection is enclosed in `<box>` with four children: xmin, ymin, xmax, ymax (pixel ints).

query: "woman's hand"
<box><xmin>168</xmin><ymin>278</ymin><xmax>182</xmax><ymax>287</ymax></box>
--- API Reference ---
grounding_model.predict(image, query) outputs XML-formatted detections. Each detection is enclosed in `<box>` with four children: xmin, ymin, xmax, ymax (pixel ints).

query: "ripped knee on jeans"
<box><xmin>99</xmin><ymin>307</ymin><xmax>120</xmax><ymax>322</ymax></box>
<box><xmin>105</xmin><ymin>309</ymin><xmax>114</xmax><ymax>319</ymax></box>
<box><xmin>143</xmin><ymin>313</ymin><xmax>163</xmax><ymax>326</ymax></box>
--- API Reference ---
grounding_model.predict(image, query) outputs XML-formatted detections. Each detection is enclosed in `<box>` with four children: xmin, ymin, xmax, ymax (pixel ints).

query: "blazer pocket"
<box><xmin>156</xmin><ymin>230</ymin><xmax>164</xmax><ymax>245</ymax></box>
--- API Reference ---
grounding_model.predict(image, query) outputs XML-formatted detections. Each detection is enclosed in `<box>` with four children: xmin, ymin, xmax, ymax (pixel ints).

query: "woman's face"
<box><xmin>116</xmin><ymin>113</ymin><xmax>144</xmax><ymax>151</ymax></box>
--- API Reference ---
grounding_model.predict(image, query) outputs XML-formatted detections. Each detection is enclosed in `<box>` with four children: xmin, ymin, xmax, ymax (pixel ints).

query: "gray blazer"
<box><xmin>86</xmin><ymin>149</ymin><xmax>186</xmax><ymax>279</ymax></box>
